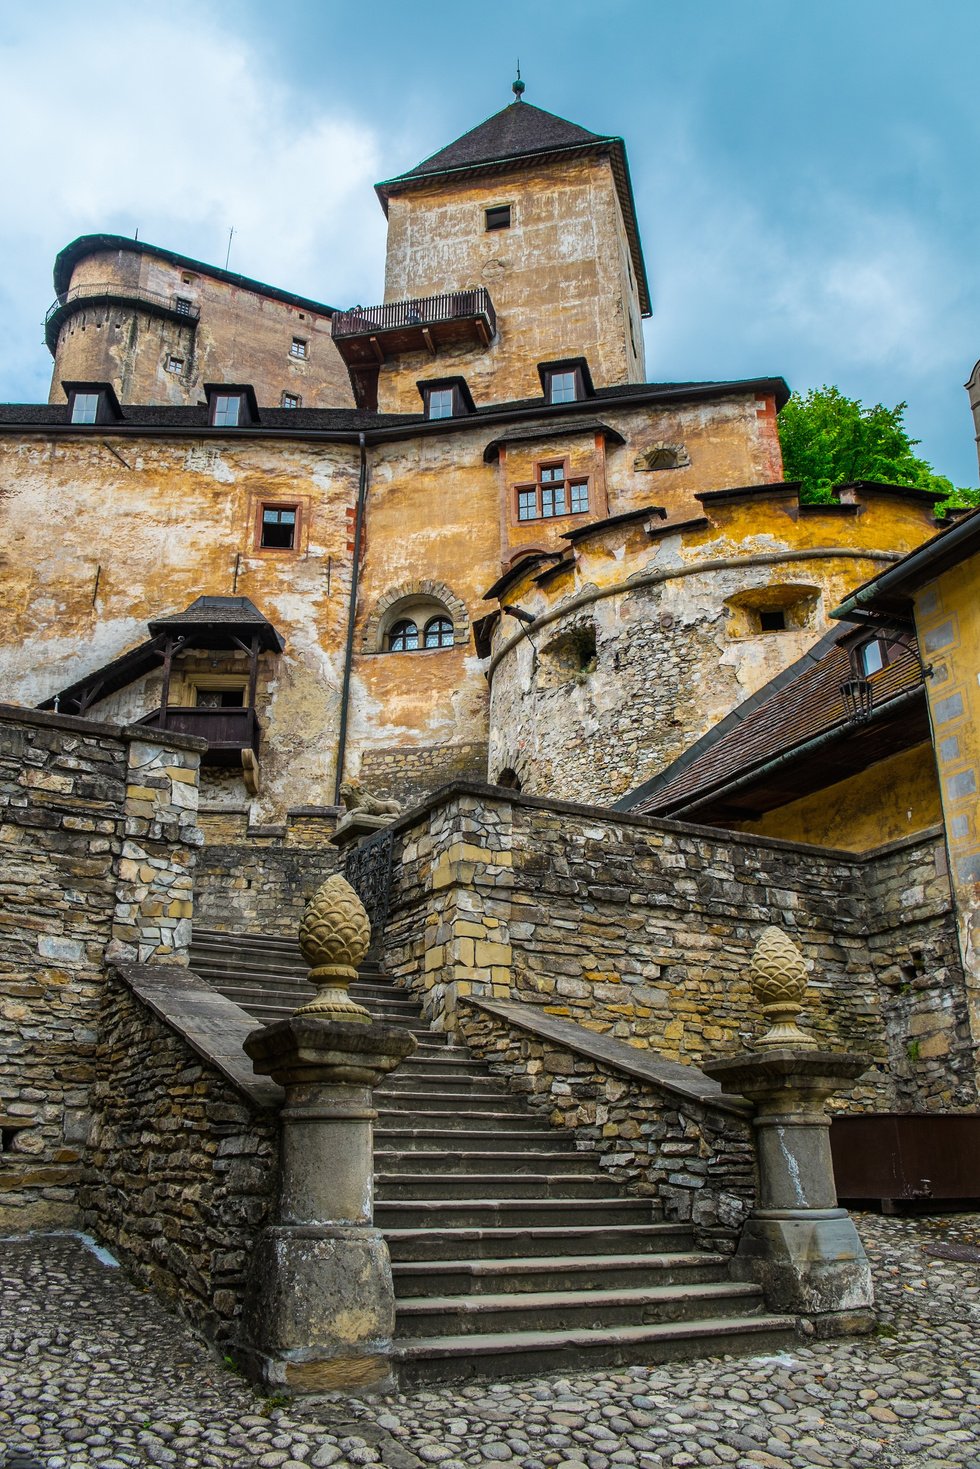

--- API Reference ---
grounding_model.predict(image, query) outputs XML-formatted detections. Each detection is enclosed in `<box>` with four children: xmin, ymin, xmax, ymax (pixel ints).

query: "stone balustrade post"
<box><xmin>241</xmin><ymin>875</ymin><xmax>414</xmax><ymax>1393</ymax></box>
<box><xmin>704</xmin><ymin>927</ymin><xmax>875</xmax><ymax>1335</ymax></box>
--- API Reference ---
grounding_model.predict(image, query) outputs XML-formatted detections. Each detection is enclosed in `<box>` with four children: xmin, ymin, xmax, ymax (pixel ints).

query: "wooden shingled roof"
<box><xmin>619</xmin><ymin>631</ymin><xmax>928</xmax><ymax>824</ymax></box>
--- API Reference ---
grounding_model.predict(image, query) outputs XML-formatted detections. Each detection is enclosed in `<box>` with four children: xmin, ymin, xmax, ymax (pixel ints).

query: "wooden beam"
<box><xmin>160</xmin><ymin>638</ymin><xmax>175</xmax><ymax>716</ymax></box>
<box><xmin>246</xmin><ymin>636</ymin><xmax>260</xmax><ymax>711</ymax></box>
<box><xmin>421</xmin><ymin>326</ymin><xmax>436</xmax><ymax>357</ymax></box>
<box><xmin>369</xmin><ymin>336</ymin><xmax>384</xmax><ymax>365</ymax></box>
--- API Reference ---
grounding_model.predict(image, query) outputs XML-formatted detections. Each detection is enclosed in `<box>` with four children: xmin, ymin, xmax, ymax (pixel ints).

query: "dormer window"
<box><xmin>63</xmin><ymin>381</ymin><xmax>122</xmax><ymax>426</ymax></box>
<box><xmin>418</xmin><ymin>376</ymin><xmax>476</xmax><ymax>421</ymax></box>
<box><xmin>213</xmin><ymin>394</ymin><xmax>242</xmax><ymax>426</ymax></box>
<box><xmin>71</xmin><ymin>393</ymin><xmax>100</xmax><ymax>424</ymax></box>
<box><xmin>205</xmin><ymin>384</ymin><xmax>257</xmax><ymax>428</ymax></box>
<box><xmin>428</xmin><ymin>388</ymin><xmax>455</xmax><ymax>420</ymax></box>
<box><xmin>538</xmin><ymin>358</ymin><xmax>594</xmax><ymax>406</ymax></box>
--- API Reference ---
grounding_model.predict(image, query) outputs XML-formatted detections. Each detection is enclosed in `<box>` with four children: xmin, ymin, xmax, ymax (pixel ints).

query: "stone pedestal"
<box><xmin>704</xmin><ymin>1047</ymin><xmax>875</xmax><ymax>1334</ymax></box>
<box><xmin>330</xmin><ymin>810</ymin><xmax>392</xmax><ymax>850</ymax></box>
<box><xmin>241</xmin><ymin>1015</ymin><xmax>415</xmax><ymax>1391</ymax></box>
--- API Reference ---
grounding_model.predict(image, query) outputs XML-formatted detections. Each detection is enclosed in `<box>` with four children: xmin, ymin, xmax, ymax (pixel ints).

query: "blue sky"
<box><xmin>2</xmin><ymin>0</ymin><xmax>978</xmax><ymax>485</ymax></box>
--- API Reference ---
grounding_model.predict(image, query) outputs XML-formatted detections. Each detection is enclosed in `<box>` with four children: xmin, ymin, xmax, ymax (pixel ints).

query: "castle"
<box><xmin>2</xmin><ymin>85</ymin><xmax>979</xmax><ymax>1383</ymax></box>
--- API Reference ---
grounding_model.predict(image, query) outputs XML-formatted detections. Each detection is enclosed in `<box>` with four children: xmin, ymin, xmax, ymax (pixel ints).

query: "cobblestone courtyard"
<box><xmin>1</xmin><ymin>1215</ymin><xmax>977</xmax><ymax>1469</ymax></box>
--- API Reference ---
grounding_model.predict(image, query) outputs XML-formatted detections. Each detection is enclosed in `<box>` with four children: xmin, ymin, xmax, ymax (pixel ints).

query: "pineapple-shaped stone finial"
<box><xmin>749</xmin><ymin>927</ymin><xmax>817</xmax><ymax>1049</ymax></box>
<box><xmin>295</xmin><ymin>874</ymin><xmax>372</xmax><ymax>1023</ymax></box>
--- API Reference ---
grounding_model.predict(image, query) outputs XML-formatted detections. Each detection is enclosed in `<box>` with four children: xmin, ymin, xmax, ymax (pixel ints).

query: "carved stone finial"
<box><xmin>749</xmin><ymin>926</ymin><xmax>817</xmax><ymax>1049</ymax></box>
<box><xmin>296</xmin><ymin>874</ymin><xmax>372</xmax><ymax>1023</ymax></box>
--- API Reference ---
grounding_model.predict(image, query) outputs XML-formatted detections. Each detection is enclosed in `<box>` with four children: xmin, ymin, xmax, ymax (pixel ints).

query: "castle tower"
<box><xmin>332</xmin><ymin>90</ymin><xmax>651</xmax><ymax>414</ymax></box>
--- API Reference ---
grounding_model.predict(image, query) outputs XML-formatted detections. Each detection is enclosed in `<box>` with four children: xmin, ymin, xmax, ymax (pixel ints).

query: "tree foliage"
<box><xmin>778</xmin><ymin>385</ymin><xmax>980</xmax><ymax>512</ymax></box>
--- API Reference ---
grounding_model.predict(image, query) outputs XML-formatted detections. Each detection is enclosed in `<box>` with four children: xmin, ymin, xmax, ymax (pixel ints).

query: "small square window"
<box><xmin>166</xmin><ymin>356</ymin><xmax>183</xmax><ymax>374</ymax></box>
<box><xmin>260</xmin><ymin>505</ymin><xmax>298</xmax><ymax>549</ymax></box>
<box><xmin>485</xmin><ymin>204</ymin><xmax>511</xmax><ymax>231</ymax></box>
<box><xmin>281</xmin><ymin>392</ymin><xmax>301</xmax><ymax>409</ymax></box>
<box><xmin>548</xmin><ymin>371</ymin><xmax>578</xmax><ymax>405</ymax></box>
<box><xmin>517</xmin><ymin>489</ymin><xmax>537</xmax><ymax>522</ymax></box>
<box><xmin>759</xmin><ymin>610</ymin><xmax>786</xmax><ymax>632</ymax></box>
<box><xmin>426</xmin><ymin>388</ymin><xmax>455</xmax><ymax>420</ymax></box>
<box><xmin>859</xmin><ymin>639</ymin><xmax>886</xmax><ymax>675</ymax></box>
<box><xmin>70</xmin><ymin>393</ymin><xmax>100</xmax><ymax>424</ymax></box>
<box><xmin>174</xmin><ymin>296</ymin><xmax>194</xmax><ymax>316</ymax></box>
<box><xmin>290</xmin><ymin>338</ymin><xmax>308</xmax><ymax>359</ymax></box>
<box><xmin>570</xmin><ymin>480</ymin><xmax>589</xmax><ymax>514</ymax></box>
<box><xmin>212</xmin><ymin>394</ymin><xmax>241</xmax><ymax>427</ymax></box>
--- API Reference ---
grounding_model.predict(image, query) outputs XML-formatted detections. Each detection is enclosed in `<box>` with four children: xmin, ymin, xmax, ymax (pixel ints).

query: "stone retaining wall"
<box><xmin>459</xmin><ymin>999</ymin><xmax>755</xmax><ymax>1248</ymax></box>
<box><xmin>0</xmin><ymin>704</ymin><xmax>202</xmax><ymax>1227</ymax></box>
<box><xmin>381</xmin><ymin>784</ymin><xmax>974</xmax><ymax>1113</ymax></box>
<box><xmin>80</xmin><ymin>965</ymin><xmax>280</xmax><ymax>1346</ymax></box>
<box><xmin>194</xmin><ymin>806</ymin><xmax>342</xmax><ymax>934</ymax></box>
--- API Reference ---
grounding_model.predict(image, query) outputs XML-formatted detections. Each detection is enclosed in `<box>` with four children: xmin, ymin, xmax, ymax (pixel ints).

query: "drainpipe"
<box><xmin>334</xmin><ymin>432</ymin><xmax>368</xmax><ymax>803</ymax></box>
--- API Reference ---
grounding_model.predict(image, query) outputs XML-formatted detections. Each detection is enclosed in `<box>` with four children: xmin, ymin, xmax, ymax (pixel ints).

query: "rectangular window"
<box><xmin>515</xmin><ymin>463</ymin><xmax>589</xmax><ymax>521</ymax></box>
<box><xmin>290</xmin><ymin>338</ymin><xmax>308</xmax><ymax>359</ymax></box>
<box><xmin>174</xmin><ymin>296</ymin><xmax>194</xmax><ymax>316</ymax></box>
<box><xmin>281</xmin><ymin>392</ymin><xmax>301</xmax><ymax>409</ymax></box>
<box><xmin>759</xmin><ymin>610</ymin><xmax>786</xmax><ymax>632</ymax></box>
<box><xmin>485</xmin><ymin>204</ymin><xmax>511</xmax><ymax>231</ymax></box>
<box><xmin>547</xmin><ymin>370</ymin><xmax>578</xmax><ymax>405</ymax></box>
<box><xmin>70</xmin><ymin>392</ymin><xmax>100</xmax><ymax>424</ymax></box>
<box><xmin>166</xmin><ymin>356</ymin><xmax>183</xmax><ymax>374</ymax></box>
<box><xmin>212</xmin><ymin>394</ymin><xmax>241</xmax><ymax>427</ymax></box>
<box><xmin>195</xmin><ymin>686</ymin><xmax>245</xmax><ymax>709</ymax></box>
<box><xmin>859</xmin><ymin>639</ymin><xmax>886</xmax><ymax>675</ymax></box>
<box><xmin>260</xmin><ymin>505</ymin><xmax>298</xmax><ymax>549</ymax></box>
<box><xmin>426</xmin><ymin>387</ymin><xmax>455</xmax><ymax>420</ymax></box>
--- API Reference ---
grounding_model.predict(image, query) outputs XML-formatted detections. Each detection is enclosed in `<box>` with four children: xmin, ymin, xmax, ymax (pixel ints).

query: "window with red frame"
<box><xmin>516</xmin><ymin>461</ymin><xmax>589</xmax><ymax>522</ymax></box>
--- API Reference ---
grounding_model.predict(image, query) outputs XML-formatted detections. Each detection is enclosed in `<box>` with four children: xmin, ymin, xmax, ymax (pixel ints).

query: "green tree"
<box><xmin>778</xmin><ymin>385</ymin><xmax>980</xmax><ymax>512</ymax></box>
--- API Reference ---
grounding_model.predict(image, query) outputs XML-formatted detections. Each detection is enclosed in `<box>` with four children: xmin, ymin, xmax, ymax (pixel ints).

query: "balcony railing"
<box><xmin>45</xmin><ymin>283</ymin><xmax>201</xmax><ymax>349</ymax></box>
<box><xmin>331</xmin><ymin>288</ymin><xmax>496</xmax><ymax>341</ymax></box>
<box><xmin>137</xmin><ymin>706</ymin><xmax>259</xmax><ymax>765</ymax></box>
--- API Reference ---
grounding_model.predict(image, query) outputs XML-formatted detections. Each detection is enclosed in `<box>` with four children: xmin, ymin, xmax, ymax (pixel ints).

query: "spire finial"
<box><xmin>512</xmin><ymin>61</ymin><xmax>525</xmax><ymax>100</ymax></box>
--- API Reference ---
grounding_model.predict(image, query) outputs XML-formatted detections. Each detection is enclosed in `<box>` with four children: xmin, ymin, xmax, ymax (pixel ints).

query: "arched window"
<box><xmin>388</xmin><ymin>619</ymin><xmax>419</xmax><ymax>652</ymax></box>
<box><xmin>423</xmin><ymin>616</ymin><xmax>454</xmax><ymax>649</ymax></box>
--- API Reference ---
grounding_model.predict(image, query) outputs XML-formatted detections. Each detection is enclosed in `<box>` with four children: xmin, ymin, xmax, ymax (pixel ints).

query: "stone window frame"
<box><xmin>362</xmin><ymin>580</ymin><xmax>470</xmax><ymax>655</ymax></box>
<box><xmin>485</xmin><ymin>203</ymin><xmax>512</xmax><ymax>232</ymax></box>
<box><xmin>290</xmin><ymin>337</ymin><xmax>308</xmax><ymax>359</ymax></box>
<box><xmin>281</xmin><ymin>391</ymin><xmax>302</xmax><ymax>409</ymax></box>
<box><xmin>514</xmin><ymin>456</ymin><xmax>590</xmax><ymax>523</ymax></box>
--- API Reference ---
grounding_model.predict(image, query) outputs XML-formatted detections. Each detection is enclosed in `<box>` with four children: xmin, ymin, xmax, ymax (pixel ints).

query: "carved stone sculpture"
<box><xmin>339</xmin><ymin>778</ymin><xmax>401</xmax><ymax>817</ymax></box>
<box><xmin>296</xmin><ymin>874</ymin><xmax>372</xmax><ymax>1023</ymax></box>
<box><xmin>749</xmin><ymin>926</ymin><xmax>817</xmax><ymax>1049</ymax></box>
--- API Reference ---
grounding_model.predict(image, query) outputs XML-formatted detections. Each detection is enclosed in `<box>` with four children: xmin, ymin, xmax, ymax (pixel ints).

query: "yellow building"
<box><xmin>0</xmin><ymin>90</ymin><xmax>949</xmax><ymax>826</ymax></box>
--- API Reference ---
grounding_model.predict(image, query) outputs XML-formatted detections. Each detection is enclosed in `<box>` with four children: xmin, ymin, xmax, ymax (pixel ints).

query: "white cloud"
<box><xmin>0</xmin><ymin>1</ymin><xmax>387</xmax><ymax>400</ymax></box>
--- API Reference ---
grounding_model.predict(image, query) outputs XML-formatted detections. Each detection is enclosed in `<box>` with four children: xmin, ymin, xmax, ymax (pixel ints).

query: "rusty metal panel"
<box><xmin>831</xmin><ymin>1113</ymin><xmax>980</xmax><ymax>1204</ymax></box>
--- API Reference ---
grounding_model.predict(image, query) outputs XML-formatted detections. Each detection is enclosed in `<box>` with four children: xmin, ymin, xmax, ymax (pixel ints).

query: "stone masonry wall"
<box><xmin>381</xmin><ymin>785</ymin><xmax>972</xmax><ymax>1114</ymax></box>
<box><xmin>194</xmin><ymin>807</ymin><xmax>342</xmax><ymax>935</ymax></box>
<box><xmin>81</xmin><ymin>969</ymin><xmax>278</xmax><ymax>1346</ymax></box>
<box><xmin>0</xmin><ymin>704</ymin><xmax>202</xmax><ymax>1227</ymax></box>
<box><xmin>459</xmin><ymin>1000</ymin><xmax>755</xmax><ymax>1249</ymax></box>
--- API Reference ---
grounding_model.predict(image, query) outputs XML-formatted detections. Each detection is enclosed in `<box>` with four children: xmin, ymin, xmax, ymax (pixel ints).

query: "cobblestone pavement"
<box><xmin>1</xmin><ymin>1214</ymin><xmax>978</xmax><ymax>1469</ymax></box>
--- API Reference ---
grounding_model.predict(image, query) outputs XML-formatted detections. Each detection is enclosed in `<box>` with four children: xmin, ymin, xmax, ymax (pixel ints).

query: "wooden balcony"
<box><xmin>331</xmin><ymin>289</ymin><xmax>496</xmax><ymax>377</ymax></box>
<box><xmin>138</xmin><ymin>706</ymin><xmax>260</xmax><ymax>766</ymax></box>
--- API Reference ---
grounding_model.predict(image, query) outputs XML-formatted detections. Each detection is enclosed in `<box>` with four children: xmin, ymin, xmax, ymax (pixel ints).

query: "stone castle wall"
<box><xmin>380</xmin><ymin>785</ymin><xmax>975</xmax><ymax>1114</ymax></box>
<box><xmin>0</xmin><ymin>705</ymin><xmax>202</xmax><ymax>1227</ymax></box>
<box><xmin>194</xmin><ymin>807</ymin><xmax>343</xmax><ymax>935</ymax></box>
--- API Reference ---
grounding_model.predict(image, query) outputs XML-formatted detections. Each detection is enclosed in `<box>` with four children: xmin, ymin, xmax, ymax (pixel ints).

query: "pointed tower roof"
<box><xmin>376</xmin><ymin>99</ymin><xmax>651</xmax><ymax>315</ymax></box>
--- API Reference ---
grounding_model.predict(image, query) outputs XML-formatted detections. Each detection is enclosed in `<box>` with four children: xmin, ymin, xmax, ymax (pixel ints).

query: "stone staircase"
<box><xmin>190</xmin><ymin>927</ymin><xmax>797</xmax><ymax>1384</ymax></box>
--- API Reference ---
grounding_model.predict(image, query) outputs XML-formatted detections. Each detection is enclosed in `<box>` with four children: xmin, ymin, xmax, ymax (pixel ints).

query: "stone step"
<box><xmin>374</xmin><ymin>1108</ymin><xmax>556</xmax><ymax>1133</ymax></box>
<box><xmin>375</xmin><ymin>1126</ymin><xmax>572</xmax><ymax>1153</ymax></box>
<box><xmin>383</xmin><ymin>1223</ymin><xmax>684</xmax><ymax>1264</ymax></box>
<box><xmin>393</xmin><ymin>1280</ymin><xmax>767</xmax><ymax>1337</ymax></box>
<box><xmin>375</xmin><ymin>1198</ymin><xmax>658</xmax><ymax>1229</ymax></box>
<box><xmin>375</xmin><ymin>1149</ymin><xmax>592</xmax><ymax>1175</ymax></box>
<box><xmin>390</xmin><ymin>1250</ymin><xmax>731</xmax><ymax>1296</ymax></box>
<box><xmin>379</xmin><ymin>1073</ymin><xmax>508</xmax><ymax>1094</ymax></box>
<box><xmin>375</xmin><ymin>1090</ymin><xmax>530</xmax><ymax>1114</ymax></box>
<box><xmin>391</xmin><ymin>1315</ymin><xmax>799</xmax><ymax>1387</ymax></box>
<box><xmin>376</xmin><ymin>1174</ymin><xmax>626</xmax><ymax>1202</ymax></box>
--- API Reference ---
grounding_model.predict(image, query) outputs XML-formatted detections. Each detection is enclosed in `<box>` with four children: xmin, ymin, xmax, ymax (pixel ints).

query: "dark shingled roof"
<box><xmin>376</xmin><ymin>100</ymin><xmax>654</xmax><ymax>317</ymax></box>
<box><xmin>149</xmin><ymin>596</ymin><xmax>285</xmax><ymax>651</ymax></box>
<box><xmin>620</xmin><ymin>631</ymin><xmax>925</xmax><ymax>820</ymax></box>
<box><xmin>389</xmin><ymin>101</ymin><xmax>602</xmax><ymax>181</ymax></box>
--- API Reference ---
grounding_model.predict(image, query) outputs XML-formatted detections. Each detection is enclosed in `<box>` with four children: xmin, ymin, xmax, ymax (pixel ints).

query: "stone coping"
<box><xmin>0</xmin><ymin>702</ymin><xmax>206</xmax><ymax>753</ymax></box>
<box><xmin>386</xmin><ymin>778</ymin><xmax>943</xmax><ymax>867</ymax></box>
<box><xmin>464</xmin><ymin>997</ymin><xmax>752</xmax><ymax>1119</ymax></box>
<box><xmin>109</xmin><ymin>962</ymin><xmax>283</xmax><ymax>1111</ymax></box>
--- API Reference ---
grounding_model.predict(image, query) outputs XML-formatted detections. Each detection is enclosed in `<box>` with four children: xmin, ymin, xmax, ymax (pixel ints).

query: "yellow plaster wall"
<box><xmin>49</xmin><ymin>248</ymin><xmax>354</xmax><ymax>410</ymax></box>
<box><xmin>913</xmin><ymin>552</ymin><xmax>980</xmax><ymax>1055</ymax></box>
<box><xmin>380</xmin><ymin>154</ymin><xmax>644</xmax><ymax>411</ymax></box>
<box><xmin>731</xmin><ymin>742</ymin><xmax>942</xmax><ymax>851</ymax></box>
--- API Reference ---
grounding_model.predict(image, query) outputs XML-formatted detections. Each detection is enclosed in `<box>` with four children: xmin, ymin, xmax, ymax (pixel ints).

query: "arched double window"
<box><xmin>387</xmin><ymin>615</ymin><xmax>455</xmax><ymax>653</ymax></box>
